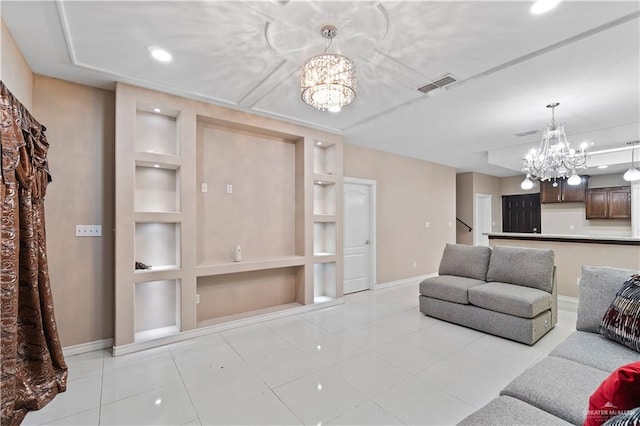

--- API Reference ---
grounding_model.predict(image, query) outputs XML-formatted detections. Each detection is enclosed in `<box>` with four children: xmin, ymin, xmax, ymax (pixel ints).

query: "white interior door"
<box><xmin>343</xmin><ymin>182</ymin><xmax>372</xmax><ymax>294</ymax></box>
<box><xmin>475</xmin><ymin>194</ymin><xmax>492</xmax><ymax>246</ymax></box>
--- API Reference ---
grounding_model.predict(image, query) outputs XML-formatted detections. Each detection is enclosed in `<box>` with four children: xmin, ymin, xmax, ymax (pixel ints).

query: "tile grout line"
<box><xmin>167</xmin><ymin>344</ymin><xmax>204</xmax><ymax>426</ymax></box>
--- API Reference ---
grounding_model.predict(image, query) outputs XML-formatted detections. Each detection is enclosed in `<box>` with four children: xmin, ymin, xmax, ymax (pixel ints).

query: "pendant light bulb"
<box><xmin>623</xmin><ymin>142</ymin><xmax>640</xmax><ymax>181</ymax></box>
<box><xmin>567</xmin><ymin>172</ymin><xmax>581</xmax><ymax>186</ymax></box>
<box><xmin>521</xmin><ymin>175</ymin><xmax>534</xmax><ymax>190</ymax></box>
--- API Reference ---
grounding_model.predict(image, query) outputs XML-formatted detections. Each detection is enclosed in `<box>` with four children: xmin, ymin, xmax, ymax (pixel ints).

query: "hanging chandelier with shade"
<box><xmin>623</xmin><ymin>140</ymin><xmax>640</xmax><ymax>182</ymax></box>
<box><xmin>521</xmin><ymin>102</ymin><xmax>588</xmax><ymax>190</ymax></box>
<box><xmin>301</xmin><ymin>25</ymin><xmax>356</xmax><ymax>113</ymax></box>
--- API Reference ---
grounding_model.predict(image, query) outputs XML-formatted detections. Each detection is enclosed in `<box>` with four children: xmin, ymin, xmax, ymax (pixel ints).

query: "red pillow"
<box><xmin>584</xmin><ymin>361</ymin><xmax>640</xmax><ymax>426</ymax></box>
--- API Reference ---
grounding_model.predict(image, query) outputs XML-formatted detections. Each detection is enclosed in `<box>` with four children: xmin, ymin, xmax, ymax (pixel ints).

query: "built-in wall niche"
<box><xmin>196</xmin><ymin>267</ymin><xmax>303</xmax><ymax>326</ymax></box>
<box><xmin>135</xmin><ymin>223</ymin><xmax>181</xmax><ymax>271</ymax></box>
<box><xmin>135</xmin><ymin>107</ymin><xmax>178</xmax><ymax>156</ymax></box>
<box><xmin>314</xmin><ymin>222</ymin><xmax>336</xmax><ymax>255</ymax></box>
<box><xmin>313</xmin><ymin>142</ymin><xmax>337</xmax><ymax>176</ymax></box>
<box><xmin>314</xmin><ymin>262</ymin><xmax>337</xmax><ymax>302</ymax></box>
<box><xmin>195</xmin><ymin>121</ymin><xmax>300</xmax><ymax>265</ymax></box>
<box><xmin>135</xmin><ymin>163</ymin><xmax>180</xmax><ymax>212</ymax></box>
<box><xmin>314</xmin><ymin>181</ymin><xmax>336</xmax><ymax>216</ymax></box>
<box><xmin>134</xmin><ymin>279</ymin><xmax>180</xmax><ymax>342</ymax></box>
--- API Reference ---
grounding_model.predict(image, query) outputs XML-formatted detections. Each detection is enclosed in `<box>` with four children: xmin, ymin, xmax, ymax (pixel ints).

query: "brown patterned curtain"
<box><xmin>1</xmin><ymin>81</ymin><xmax>67</xmax><ymax>425</ymax></box>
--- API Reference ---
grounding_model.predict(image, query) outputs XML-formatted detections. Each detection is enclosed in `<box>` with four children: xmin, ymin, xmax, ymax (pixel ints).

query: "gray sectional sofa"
<box><xmin>459</xmin><ymin>265</ymin><xmax>640</xmax><ymax>425</ymax></box>
<box><xmin>419</xmin><ymin>244</ymin><xmax>557</xmax><ymax>345</ymax></box>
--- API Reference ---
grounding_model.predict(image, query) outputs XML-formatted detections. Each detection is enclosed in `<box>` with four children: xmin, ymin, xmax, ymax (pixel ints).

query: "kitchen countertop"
<box><xmin>486</xmin><ymin>232</ymin><xmax>640</xmax><ymax>246</ymax></box>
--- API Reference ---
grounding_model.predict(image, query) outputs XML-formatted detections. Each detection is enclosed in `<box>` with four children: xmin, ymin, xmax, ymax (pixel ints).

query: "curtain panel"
<box><xmin>1</xmin><ymin>81</ymin><xmax>67</xmax><ymax>425</ymax></box>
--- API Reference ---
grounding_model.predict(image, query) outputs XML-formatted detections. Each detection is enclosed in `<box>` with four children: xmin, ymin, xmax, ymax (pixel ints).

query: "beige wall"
<box><xmin>456</xmin><ymin>172</ymin><xmax>502</xmax><ymax>244</ymax></box>
<box><xmin>500</xmin><ymin>174</ymin><xmax>632</xmax><ymax>236</ymax></box>
<box><xmin>344</xmin><ymin>144</ymin><xmax>456</xmax><ymax>282</ymax></box>
<box><xmin>456</xmin><ymin>173</ymin><xmax>473</xmax><ymax>245</ymax></box>
<box><xmin>33</xmin><ymin>76</ymin><xmax>115</xmax><ymax>347</ymax></box>
<box><xmin>490</xmin><ymin>239</ymin><xmax>640</xmax><ymax>298</ymax></box>
<box><xmin>1</xmin><ymin>18</ymin><xmax>33</xmax><ymax>109</ymax></box>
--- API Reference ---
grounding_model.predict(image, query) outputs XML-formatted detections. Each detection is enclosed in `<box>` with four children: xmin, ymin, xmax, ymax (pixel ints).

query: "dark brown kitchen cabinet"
<box><xmin>586</xmin><ymin>186</ymin><xmax>631</xmax><ymax>220</ymax></box>
<box><xmin>540</xmin><ymin>176</ymin><xmax>588</xmax><ymax>203</ymax></box>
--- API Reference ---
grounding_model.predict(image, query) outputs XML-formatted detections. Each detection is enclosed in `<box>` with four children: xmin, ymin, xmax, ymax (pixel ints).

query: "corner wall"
<box><xmin>33</xmin><ymin>76</ymin><xmax>115</xmax><ymax>347</ymax></box>
<box><xmin>1</xmin><ymin>18</ymin><xmax>33</xmax><ymax>109</ymax></box>
<box><xmin>456</xmin><ymin>172</ymin><xmax>502</xmax><ymax>244</ymax></box>
<box><xmin>344</xmin><ymin>144</ymin><xmax>456</xmax><ymax>282</ymax></box>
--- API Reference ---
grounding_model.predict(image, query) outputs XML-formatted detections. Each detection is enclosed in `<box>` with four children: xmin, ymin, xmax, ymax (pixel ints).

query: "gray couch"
<box><xmin>419</xmin><ymin>244</ymin><xmax>557</xmax><ymax>345</ymax></box>
<box><xmin>459</xmin><ymin>265</ymin><xmax>640</xmax><ymax>426</ymax></box>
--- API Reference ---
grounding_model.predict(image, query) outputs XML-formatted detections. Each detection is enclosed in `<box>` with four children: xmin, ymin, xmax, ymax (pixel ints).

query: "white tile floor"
<box><xmin>23</xmin><ymin>283</ymin><xmax>578</xmax><ymax>426</ymax></box>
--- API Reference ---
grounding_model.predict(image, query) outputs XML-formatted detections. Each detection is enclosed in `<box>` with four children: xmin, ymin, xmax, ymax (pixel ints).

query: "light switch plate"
<box><xmin>76</xmin><ymin>225</ymin><xmax>102</xmax><ymax>237</ymax></box>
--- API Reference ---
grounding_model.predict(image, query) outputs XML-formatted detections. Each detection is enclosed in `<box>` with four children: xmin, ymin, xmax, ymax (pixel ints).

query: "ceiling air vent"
<box><xmin>418</xmin><ymin>75</ymin><xmax>456</xmax><ymax>94</ymax></box>
<box><xmin>515</xmin><ymin>129</ymin><xmax>540</xmax><ymax>137</ymax></box>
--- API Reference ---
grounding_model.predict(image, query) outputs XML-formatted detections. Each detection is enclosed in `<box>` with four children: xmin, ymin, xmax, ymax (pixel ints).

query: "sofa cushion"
<box><xmin>438</xmin><ymin>243</ymin><xmax>492</xmax><ymax>281</ymax></box>
<box><xmin>501</xmin><ymin>356</ymin><xmax>609</xmax><ymax>425</ymax></box>
<box><xmin>468</xmin><ymin>282</ymin><xmax>552</xmax><ymax>319</ymax></box>
<box><xmin>550</xmin><ymin>331</ymin><xmax>640</xmax><ymax>373</ymax></box>
<box><xmin>486</xmin><ymin>246</ymin><xmax>554</xmax><ymax>293</ymax></box>
<box><xmin>585</xmin><ymin>362</ymin><xmax>640</xmax><ymax>426</ymax></box>
<box><xmin>600</xmin><ymin>274</ymin><xmax>640</xmax><ymax>353</ymax></box>
<box><xmin>419</xmin><ymin>275</ymin><xmax>485</xmax><ymax>304</ymax></box>
<box><xmin>458</xmin><ymin>395</ymin><xmax>573</xmax><ymax>426</ymax></box>
<box><xmin>577</xmin><ymin>266</ymin><xmax>637</xmax><ymax>333</ymax></box>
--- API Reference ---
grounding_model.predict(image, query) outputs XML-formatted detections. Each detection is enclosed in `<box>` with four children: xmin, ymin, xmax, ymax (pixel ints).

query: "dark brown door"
<box><xmin>502</xmin><ymin>194</ymin><xmax>541</xmax><ymax>233</ymax></box>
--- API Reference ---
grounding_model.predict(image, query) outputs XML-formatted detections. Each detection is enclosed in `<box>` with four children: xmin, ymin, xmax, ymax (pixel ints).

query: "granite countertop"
<box><xmin>486</xmin><ymin>232</ymin><xmax>640</xmax><ymax>245</ymax></box>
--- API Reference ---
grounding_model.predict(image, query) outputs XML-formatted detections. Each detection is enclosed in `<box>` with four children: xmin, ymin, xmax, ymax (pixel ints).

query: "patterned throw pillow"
<box><xmin>600</xmin><ymin>274</ymin><xmax>640</xmax><ymax>353</ymax></box>
<box><xmin>602</xmin><ymin>407</ymin><xmax>640</xmax><ymax>426</ymax></box>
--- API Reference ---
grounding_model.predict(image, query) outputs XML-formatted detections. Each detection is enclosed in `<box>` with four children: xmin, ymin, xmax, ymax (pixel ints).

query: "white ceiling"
<box><xmin>2</xmin><ymin>0</ymin><xmax>639</xmax><ymax>177</ymax></box>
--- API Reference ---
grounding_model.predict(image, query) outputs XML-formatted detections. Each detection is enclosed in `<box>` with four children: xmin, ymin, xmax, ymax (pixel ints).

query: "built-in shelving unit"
<box><xmin>115</xmin><ymin>83</ymin><xmax>343</xmax><ymax>354</ymax></box>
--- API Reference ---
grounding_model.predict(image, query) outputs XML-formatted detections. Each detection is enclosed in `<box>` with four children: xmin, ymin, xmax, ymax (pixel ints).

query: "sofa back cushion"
<box><xmin>577</xmin><ymin>266</ymin><xmax>638</xmax><ymax>333</ymax></box>
<box><xmin>438</xmin><ymin>243</ymin><xmax>492</xmax><ymax>281</ymax></box>
<box><xmin>486</xmin><ymin>246</ymin><xmax>554</xmax><ymax>293</ymax></box>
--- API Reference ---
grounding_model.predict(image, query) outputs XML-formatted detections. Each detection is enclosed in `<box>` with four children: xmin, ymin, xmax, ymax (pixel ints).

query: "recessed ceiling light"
<box><xmin>316</xmin><ymin>141</ymin><xmax>323</xmax><ymax>146</ymax></box>
<box><xmin>153</xmin><ymin>164</ymin><xmax>160</xmax><ymax>168</ymax></box>
<box><xmin>153</xmin><ymin>107</ymin><xmax>161</xmax><ymax>113</ymax></box>
<box><xmin>530</xmin><ymin>0</ymin><xmax>561</xmax><ymax>14</ymax></box>
<box><xmin>598</xmin><ymin>165</ymin><xmax>609</xmax><ymax>169</ymax></box>
<box><xmin>149</xmin><ymin>47</ymin><xmax>172</xmax><ymax>63</ymax></box>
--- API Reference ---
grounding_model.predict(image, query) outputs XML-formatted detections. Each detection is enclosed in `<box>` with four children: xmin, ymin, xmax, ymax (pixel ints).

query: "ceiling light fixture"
<box><xmin>623</xmin><ymin>141</ymin><xmax>640</xmax><ymax>182</ymax></box>
<box><xmin>149</xmin><ymin>47</ymin><xmax>172</xmax><ymax>63</ymax></box>
<box><xmin>521</xmin><ymin>102</ymin><xmax>588</xmax><ymax>188</ymax></box>
<box><xmin>301</xmin><ymin>25</ymin><xmax>356</xmax><ymax>112</ymax></box>
<box><xmin>530</xmin><ymin>0</ymin><xmax>561</xmax><ymax>14</ymax></box>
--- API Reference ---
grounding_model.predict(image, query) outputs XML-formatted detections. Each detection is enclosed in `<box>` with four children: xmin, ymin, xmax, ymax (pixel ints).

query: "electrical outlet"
<box><xmin>195</xmin><ymin>294</ymin><xmax>200</xmax><ymax>304</ymax></box>
<box><xmin>425</xmin><ymin>222</ymin><xmax>431</xmax><ymax>228</ymax></box>
<box><xmin>201</xmin><ymin>183</ymin><xmax>208</xmax><ymax>193</ymax></box>
<box><xmin>226</xmin><ymin>184</ymin><xmax>233</xmax><ymax>194</ymax></box>
<box><xmin>75</xmin><ymin>225</ymin><xmax>102</xmax><ymax>237</ymax></box>
<box><xmin>412</xmin><ymin>261</ymin><xmax>417</xmax><ymax>268</ymax></box>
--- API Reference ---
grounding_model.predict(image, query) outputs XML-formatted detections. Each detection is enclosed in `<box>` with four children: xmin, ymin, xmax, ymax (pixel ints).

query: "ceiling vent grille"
<box><xmin>418</xmin><ymin>75</ymin><xmax>456</xmax><ymax>93</ymax></box>
<box><xmin>515</xmin><ymin>129</ymin><xmax>540</xmax><ymax>137</ymax></box>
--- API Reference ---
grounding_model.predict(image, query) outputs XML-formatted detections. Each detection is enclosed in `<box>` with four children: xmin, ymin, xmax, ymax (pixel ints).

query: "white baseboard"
<box><xmin>63</xmin><ymin>338</ymin><xmax>113</xmax><ymax>357</ymax></box>
<box><xmin>558</xmin><ymin>295</ymin><xmax>579</xmax><ymax>312</ymax></box>
<box><xmin>112</xmin><ymin>298</ymin><xmax>345</xmax><ymax>357</ymax></box>
<box><xmin>375</xmin><ymin>273</ymin><xmax>436</xmax><ymax>291</ymax></box>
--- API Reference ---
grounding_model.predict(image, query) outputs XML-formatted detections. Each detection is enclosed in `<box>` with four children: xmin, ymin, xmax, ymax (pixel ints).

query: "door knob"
<box><xmin>365</xmin><ymin>240</ymin><xmax>370</xmax><ymax>245</ymax></box>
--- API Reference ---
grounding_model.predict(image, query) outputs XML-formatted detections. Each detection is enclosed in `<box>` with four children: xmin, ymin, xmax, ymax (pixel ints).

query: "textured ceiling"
<box><xmin>2</xmin><ymin>1</ymin><xmax>639</xmax><ymax>176</ymax></box>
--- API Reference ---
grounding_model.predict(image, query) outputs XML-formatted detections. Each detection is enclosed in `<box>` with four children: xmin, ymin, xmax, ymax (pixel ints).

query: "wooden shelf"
<box><xmin>133</xmin><ymin>266</ymin><xmax>182</xmax><ymax>283</ymax></box>
<box><xmin>134</xmin><ymin>152</ymin><xmax>181</xmax><ymax>168</ymax></box>
<box><xmin>313</xmin><ymin>173</ymin><xmax>337</xmax><ymax>184</ymax></box>
<box><xmin>314</xmin><ymin>215</ymin><xmax>336</xmax><ymax>223</ymax></box>
<box><xmin>133</xmin><ymin>212</ymin><xmax>182</xmax><ymax>223</ymax></box>
<box><xmin>135</xmin><ymin>325</ymin><xmax>180</xmax><ymax>343</ymax></box>
<box><xmin>313</xmin><ymin>254</ymin><xmax>337</xmax><ymax>263</ymax></box>
<box><xmin>196</xmin><ymin>256</ymin><xmax>306</xmax><ymax>277</ymax></box>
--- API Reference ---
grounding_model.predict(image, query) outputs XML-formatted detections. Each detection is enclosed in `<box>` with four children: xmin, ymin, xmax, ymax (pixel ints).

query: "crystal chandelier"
<box><xmin>301</xmin><ymin>26</ymin><xmax>356</xmax><ymax>113</ymax></box>
<box><xmin>521</xmin><ymin>102</ymin><xmax>588</xmax><ymax>189</ymax></box>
